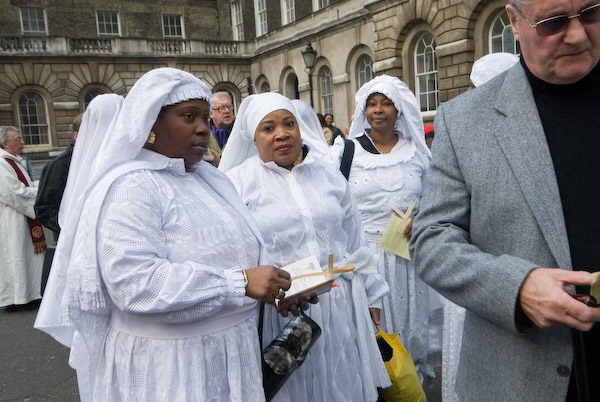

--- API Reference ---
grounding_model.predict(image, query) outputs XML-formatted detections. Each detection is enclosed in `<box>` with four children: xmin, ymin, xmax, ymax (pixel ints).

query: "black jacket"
<box><xmin>34</xmin><ymin>145</ymin><xmax>73</xmax><ymax>239</ymax></box>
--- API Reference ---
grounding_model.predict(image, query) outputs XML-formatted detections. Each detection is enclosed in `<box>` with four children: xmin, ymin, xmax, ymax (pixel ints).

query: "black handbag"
<box><xmin>258</xmin><ymin>302</ymin><xmax>321</xmax><ymax>401</ymax></box>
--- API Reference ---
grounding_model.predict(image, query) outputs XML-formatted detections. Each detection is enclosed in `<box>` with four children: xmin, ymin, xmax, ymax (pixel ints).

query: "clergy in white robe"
<box><xmin>35</xmin><ymin>69</ymin><xmax>290</xmax><ymax>402</ymax></box>
<box><xmin>328</xmin><ymin>75</ymin><xmax>443</xmax><ymax>380</ymax></box>
<box><xmin>0</xmin><ymin>127</ymin><xmax>44</xmax><ymax>308</ymax></box>
<box><xmin>220</xmin><ymin>93</ymin><xmax>391</xmax><ymax>402</ymax></box>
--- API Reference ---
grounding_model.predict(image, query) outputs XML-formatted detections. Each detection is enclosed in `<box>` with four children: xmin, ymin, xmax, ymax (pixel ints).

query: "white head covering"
<box><xmin>291</xmin><ymin>99</ymin><xmax>329</xmax><ymax>156</ymax></box>
<box><xmin>36</xmin><ymin>68</ymin><xmax>212</xmax><ymax>378</ymax></box>
<box><xmin>470</xmin><ymin>52</ymin><xmax>519</xmax><ymax>87</ymax></box>
<box><xmin>219</xmin><ymin>92</ymin><xmax>297</xmax><ymax>172</ymax></box>
<box><xmin>58</xmin><ymin>94</ymin><xmax>124</xmax><ymax>229</ymax></box>
<box><xmin>348</xmin><ymin>75</ymin><xmax>430</xmax><ymax>158</ymax></box>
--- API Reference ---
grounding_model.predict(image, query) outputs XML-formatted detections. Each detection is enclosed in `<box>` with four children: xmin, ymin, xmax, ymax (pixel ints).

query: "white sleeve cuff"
<box><xmin>224</xmin><ymin>269</ymin><xmax>247</xmax><ymax>306</ymax></box>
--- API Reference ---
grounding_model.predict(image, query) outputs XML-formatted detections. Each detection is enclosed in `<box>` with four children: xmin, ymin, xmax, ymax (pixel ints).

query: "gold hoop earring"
<box><xmin>147</xmin><ymin>131</ymin><xmax>156</xmax><ymax>144</ymax></box>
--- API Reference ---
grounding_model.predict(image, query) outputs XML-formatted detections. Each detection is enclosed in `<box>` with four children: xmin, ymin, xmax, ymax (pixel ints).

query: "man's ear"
<box><xmin>506</xmin><ymin>4</ymin><xmax>521</xmax><ymax>42</ymax></box>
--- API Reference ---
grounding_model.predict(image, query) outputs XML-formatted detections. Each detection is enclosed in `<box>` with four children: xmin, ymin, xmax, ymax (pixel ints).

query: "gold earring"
<box><xmin>147</xmin><ymin>131</ymin><xmax>156</xmax><ymax>144</ymax></box>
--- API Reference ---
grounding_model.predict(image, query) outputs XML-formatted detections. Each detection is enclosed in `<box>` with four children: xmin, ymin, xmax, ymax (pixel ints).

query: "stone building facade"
<box><xmin>1</xmin><ymin>0</ymin><xmax>517</xmax><ymax>175</ymax></box>
<box><xmin>0</xmin><ymin>0</ymin><xmax>251</xmax><ymax>177</ymax></box>
<box><xmin>244</xmin><ymin>0</ymin><xmax>516</xmax><ymax>132</ymax></box>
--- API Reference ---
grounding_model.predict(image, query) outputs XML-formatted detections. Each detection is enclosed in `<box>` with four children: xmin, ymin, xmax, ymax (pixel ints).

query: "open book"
<box><xmin>278</xmin><ymin>255</ymin><xmax>355</xmax><ymax>302</ymax></box>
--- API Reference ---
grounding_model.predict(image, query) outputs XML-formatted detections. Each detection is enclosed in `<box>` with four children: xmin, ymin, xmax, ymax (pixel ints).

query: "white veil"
<box><xmin>58</xmin><ymin>94</ymin><xmax>124</xmax><ymax>229</ymax></box>
<box><xmin>218</xmin><ymin>92</ymin><xmax>296</xmax><ymax>172</ymax></box>
<box><xmin>291</xmin><ymin>99</ymin><xmax>329</xmax><ymax>156</ymax></box>
<box><xmin>348</xmin><ymin>75</ymin><xmax>431</xmax><ymax>159</ymax></box>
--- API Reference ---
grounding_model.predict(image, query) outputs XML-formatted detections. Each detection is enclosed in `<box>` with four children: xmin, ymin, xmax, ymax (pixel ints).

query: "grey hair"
<box><xmin>0</xmin><ymin>126</ymin><xmax>20</xmax><ymax>147</ymax></box>
<box><xmin>211</xmin><ymin>91</ymin><xmax>232</xmax><ymax>104</ymax></box>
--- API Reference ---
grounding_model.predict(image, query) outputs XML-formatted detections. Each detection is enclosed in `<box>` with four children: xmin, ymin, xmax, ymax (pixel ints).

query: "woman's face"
<box><xmin>254</xmin><ymin>109</ymin><xmax>302</xmax><ymax>170</ymax></box>
<box><xmin>151</xmin><ymin>99</ymin><xmax>210</xmax><ymax>168</ymax></box>
<box><xmin>365</xmin><ymin>93</ymin><xmax>398</xmax><ymax>134</ymax></box>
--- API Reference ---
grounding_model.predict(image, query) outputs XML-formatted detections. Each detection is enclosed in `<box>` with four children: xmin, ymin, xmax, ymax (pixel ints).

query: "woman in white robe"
<box><xmin>328</xmin><ymin>75</ymin><xmax>442</xmax><ymax>380</ymax></box>
<box><xmin>35</xmin><ymin>68</ymin><xmax>291</xmax><ymax>402</ymax></box>
<box><xmin>220</xmin><ymin>93</ymin><xmax>390</xmax><ymax>402</ymax></box>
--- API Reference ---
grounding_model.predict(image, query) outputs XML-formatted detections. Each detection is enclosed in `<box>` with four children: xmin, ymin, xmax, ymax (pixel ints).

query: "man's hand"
<box><xmin>519</xmin><ymin>268</ymin><xmax>600</xmax><ymax>331</ymax></box>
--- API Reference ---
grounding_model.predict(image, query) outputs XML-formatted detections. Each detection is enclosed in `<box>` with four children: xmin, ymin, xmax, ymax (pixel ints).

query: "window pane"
<box><xmin>19</xmin><ymin>91</ymin><xmax>49</xmax><ymax>145</ymax></box>
<box><xmin>489</xmin><ymin>11</ymin><xmax>519</xmax><ymax>55</ymax></box>
<box><xmin>414</xmin><ymin>32</ymin><xmax>438</xmax><ymax>112</ymax></box>
<box><xmin>163</xmin><ymin>15</ymin><xmax>183</xmax><ymax>37</ymax></box>
<box><xmin>21</xmin><ymin>8</ymin><xmax>46</xmax><ymax>34</ymax></box>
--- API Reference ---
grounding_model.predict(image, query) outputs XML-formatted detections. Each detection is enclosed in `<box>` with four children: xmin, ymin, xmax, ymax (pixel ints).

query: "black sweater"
<box><xmin>523</xmin><ymin>58</ymin><xmax>600</xmax><ymax>400</ymax></box>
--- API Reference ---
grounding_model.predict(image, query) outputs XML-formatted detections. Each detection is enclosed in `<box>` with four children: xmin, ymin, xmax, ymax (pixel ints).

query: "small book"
<box><xmin>379</xmin><ymin>202</ymin><xmax>414</xmax><ymax>260</ymax></box>
<box><xmin>279</xmin><ymin>255</ymin><xmax>355</xmax><ymax>302</ymax></box>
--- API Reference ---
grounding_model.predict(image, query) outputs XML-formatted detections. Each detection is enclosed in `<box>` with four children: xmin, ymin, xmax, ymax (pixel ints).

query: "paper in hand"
<box><xmin>379</xmin><ymin>203</ymin><xmax>414</xmax><ymax>260</ymax></box>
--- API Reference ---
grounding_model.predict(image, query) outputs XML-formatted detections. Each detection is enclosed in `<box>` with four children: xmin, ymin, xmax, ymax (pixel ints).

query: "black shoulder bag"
<box><xmin>258</xmin><ymin>302</ymin><xmax>321</xmax><ymax>401</ymax></box>
<box><xmin>340</xmin><ymin>138</ymin><xmax>355</xmax><ymax>180</ymax></box>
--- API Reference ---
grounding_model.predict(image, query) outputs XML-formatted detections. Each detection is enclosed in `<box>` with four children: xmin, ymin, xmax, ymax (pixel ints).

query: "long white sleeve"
<box><xmin>97</xmin><ymin>171</ymin><xmax>255</xmax><ymax>322</ymax></box>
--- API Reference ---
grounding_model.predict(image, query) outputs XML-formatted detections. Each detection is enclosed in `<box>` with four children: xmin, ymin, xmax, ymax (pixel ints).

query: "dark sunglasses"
<box><xmin>514</xmin><ymin>3</ymin><xmax>600</xmax><ymax>36</ymax></box>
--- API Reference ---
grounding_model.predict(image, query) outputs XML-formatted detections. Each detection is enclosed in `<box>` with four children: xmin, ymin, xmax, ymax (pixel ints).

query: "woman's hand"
<box><xmin>277</xmin><ymin>294</ymin><xmax>319</xmax><ymax>317</ymax></box>
<box><xmin>244</xmin><ymin>266</ymin><xmax>291</xmax><ymax>304</ymax></box>
<box><xmin>369</xmin><ymin>308</ymin><xmax>381</xmax><ymax>326</ymax></box>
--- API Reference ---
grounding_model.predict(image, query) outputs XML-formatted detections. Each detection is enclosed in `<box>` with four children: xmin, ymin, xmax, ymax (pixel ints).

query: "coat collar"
<box><xmin>493</xmin><ymin>64</ymin><xmax>572</xmax><ymax>269</ymax></box>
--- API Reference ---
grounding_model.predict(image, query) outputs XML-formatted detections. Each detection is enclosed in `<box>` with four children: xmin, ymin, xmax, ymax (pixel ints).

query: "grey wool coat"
<box><xmin>410</xmin><ymin>63</ymin><xmax>574</xmax><ymax>402</ymax></box>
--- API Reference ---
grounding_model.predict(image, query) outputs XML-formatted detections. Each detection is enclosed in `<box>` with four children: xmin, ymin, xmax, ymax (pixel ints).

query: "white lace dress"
<box><xmin>91</xmin><ymin>157</ymin><xmax>266</xmax><ymax>402</ymax></box>
<box><xmin>330</xmin><ymin>133</ymin><xmax>443</xmax><ymax>379</ymax></box>
<box><xmin>227</xmin><ymin>153</ymin><xmax>391</xmax><ymax>402</ymax></box>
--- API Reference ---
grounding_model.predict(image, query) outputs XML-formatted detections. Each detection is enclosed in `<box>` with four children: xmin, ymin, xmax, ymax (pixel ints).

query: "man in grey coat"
<box><xmin>411</xmin><ymin>0</ymin><xmax>600</xmax><ymax>401</ymax></box>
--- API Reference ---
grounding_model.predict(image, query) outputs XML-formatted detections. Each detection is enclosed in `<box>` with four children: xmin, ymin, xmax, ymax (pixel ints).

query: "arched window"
<box><xmin>84</xmin><ymin>88</ymin><xmax>105</xmax><ymax>110</ymax></box>
<box><xmin>284</xmin><ymin>72</ymin><xmax>299</xmax><ymax>99</ymax></box>
<box><xmin>319</xmin><ymin>66</ymin><xmax>333</xmax><ymax>115</ymax></box>
<box><xmin>489</xmin><ymin>10</ymin><xmax>519</xmax><ymax>54</ymax></box>
<box><xmin>414</xmin><ymin>32</ymin><xmax>438</xmax><ymax>112</ymax></box>
<box><xmin>260</xmin><ymin>82</ymin><xmax>271</xmax><ymax>93</ymax></box>
<box><xmin>356</xmin><ymin>54</ymin><xmax>374</xmax><ymax>89</ymax></box>
<box><xmin>18</xmin><ymin>91</ymin><xmax>49</xmax><ymax>145</ymax></box>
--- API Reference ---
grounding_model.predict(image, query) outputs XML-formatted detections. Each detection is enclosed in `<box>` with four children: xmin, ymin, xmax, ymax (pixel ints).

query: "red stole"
<box><xmin>3</xmin><ymin>157</ymin><xmax>47</xmax><ymax>254</ymax></box>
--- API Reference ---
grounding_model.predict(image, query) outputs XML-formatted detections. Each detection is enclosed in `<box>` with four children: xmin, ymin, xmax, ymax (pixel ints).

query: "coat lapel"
<box><xmin>493</xmin><ymin>65</ymin><xmax>572</xmax><ymax>269</ymax></box>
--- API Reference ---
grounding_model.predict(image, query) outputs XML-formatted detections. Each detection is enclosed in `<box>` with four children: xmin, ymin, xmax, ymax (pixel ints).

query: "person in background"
<box><xmin>324</xmin><ymin>113</ymin><xmax>344</xmax><ymax>143</ymax></box>
<box><xmin>329</xmin><ymin>75</ymin><xmax>443</xmax><ymax>381</ymax></box>
<box><xmin>423</xmin><ymin>124</ymin><xmax>435</xmax><ymax>149</ymax></box>
<box><xmin>411</xmin><ymin>0</ymin><xmax>600</xmax><ymax>399</ymax></box>
<box><xmin>317</xmin><ymin>113</ymin><xmax>334</xmax><ymax>145</ymax></box>
<box><xmin>440</xmin><ymin>51</ymin><xmax>518</xmax><ymax>402</ymax></box>
<box><xmin>0</xmin><ymin>126</ymin><xmax>45</xmax><ymax>311</ymax></box>
<box><xmin>210</xmin><ymin>91</ymin><xmax>236</xmax><ymax>151</ymax></box>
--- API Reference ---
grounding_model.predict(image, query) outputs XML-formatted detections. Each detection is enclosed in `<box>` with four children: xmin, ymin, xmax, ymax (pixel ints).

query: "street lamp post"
<box><xmin>301</xmin><ymin>42</ymin><xmax>317</xmax><ymax>107</ymax></box>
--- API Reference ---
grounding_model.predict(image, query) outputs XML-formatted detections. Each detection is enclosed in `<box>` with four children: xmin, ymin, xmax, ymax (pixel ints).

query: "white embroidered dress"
<box><xmin>330</xmin><ymin>133</ymin><xmax>442</xmax><ymax>378</ymax></box>
<box><xmin>0</xmin><ymin>147</ymin><xmax>43</xmax><ymax>306</ymax></box>
<box><xmin>227</xmin><ymin>152</ymin><xmax>390</xmax><ymax>402</ymax></box>
<box><xmin>89</xmin><ymin>150</ymin><xmax>265</xmax><ymax>402</ymax></box>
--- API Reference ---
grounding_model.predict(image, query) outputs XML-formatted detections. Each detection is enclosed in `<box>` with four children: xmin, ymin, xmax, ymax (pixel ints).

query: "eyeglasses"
<box><xmin>513</xmin><ymin>3</ymin><xmax>600</xmax><ymax>36</ymax></box>
<box><xmin>212</xmin><ymin>105</ymin><xmax>233</xmax><ymax>113</ymax></box>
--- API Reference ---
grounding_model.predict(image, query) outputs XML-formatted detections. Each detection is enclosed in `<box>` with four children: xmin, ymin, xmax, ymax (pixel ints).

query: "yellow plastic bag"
<box><xmin>377</xmin><ymin>327</ymin><xmax>427</xmax><ymax>402</ymax></box>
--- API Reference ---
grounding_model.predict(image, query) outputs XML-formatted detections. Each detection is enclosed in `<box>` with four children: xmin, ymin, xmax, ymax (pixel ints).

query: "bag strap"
<box><xmin>258</xmin><ymin>301</ymin><xmax>265</xmax><ymax>348</ymax></box>
<box><xmin>339</xmin><ymin>138</ymin><xmax>355</xmax><ymax>180</ymax></box>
